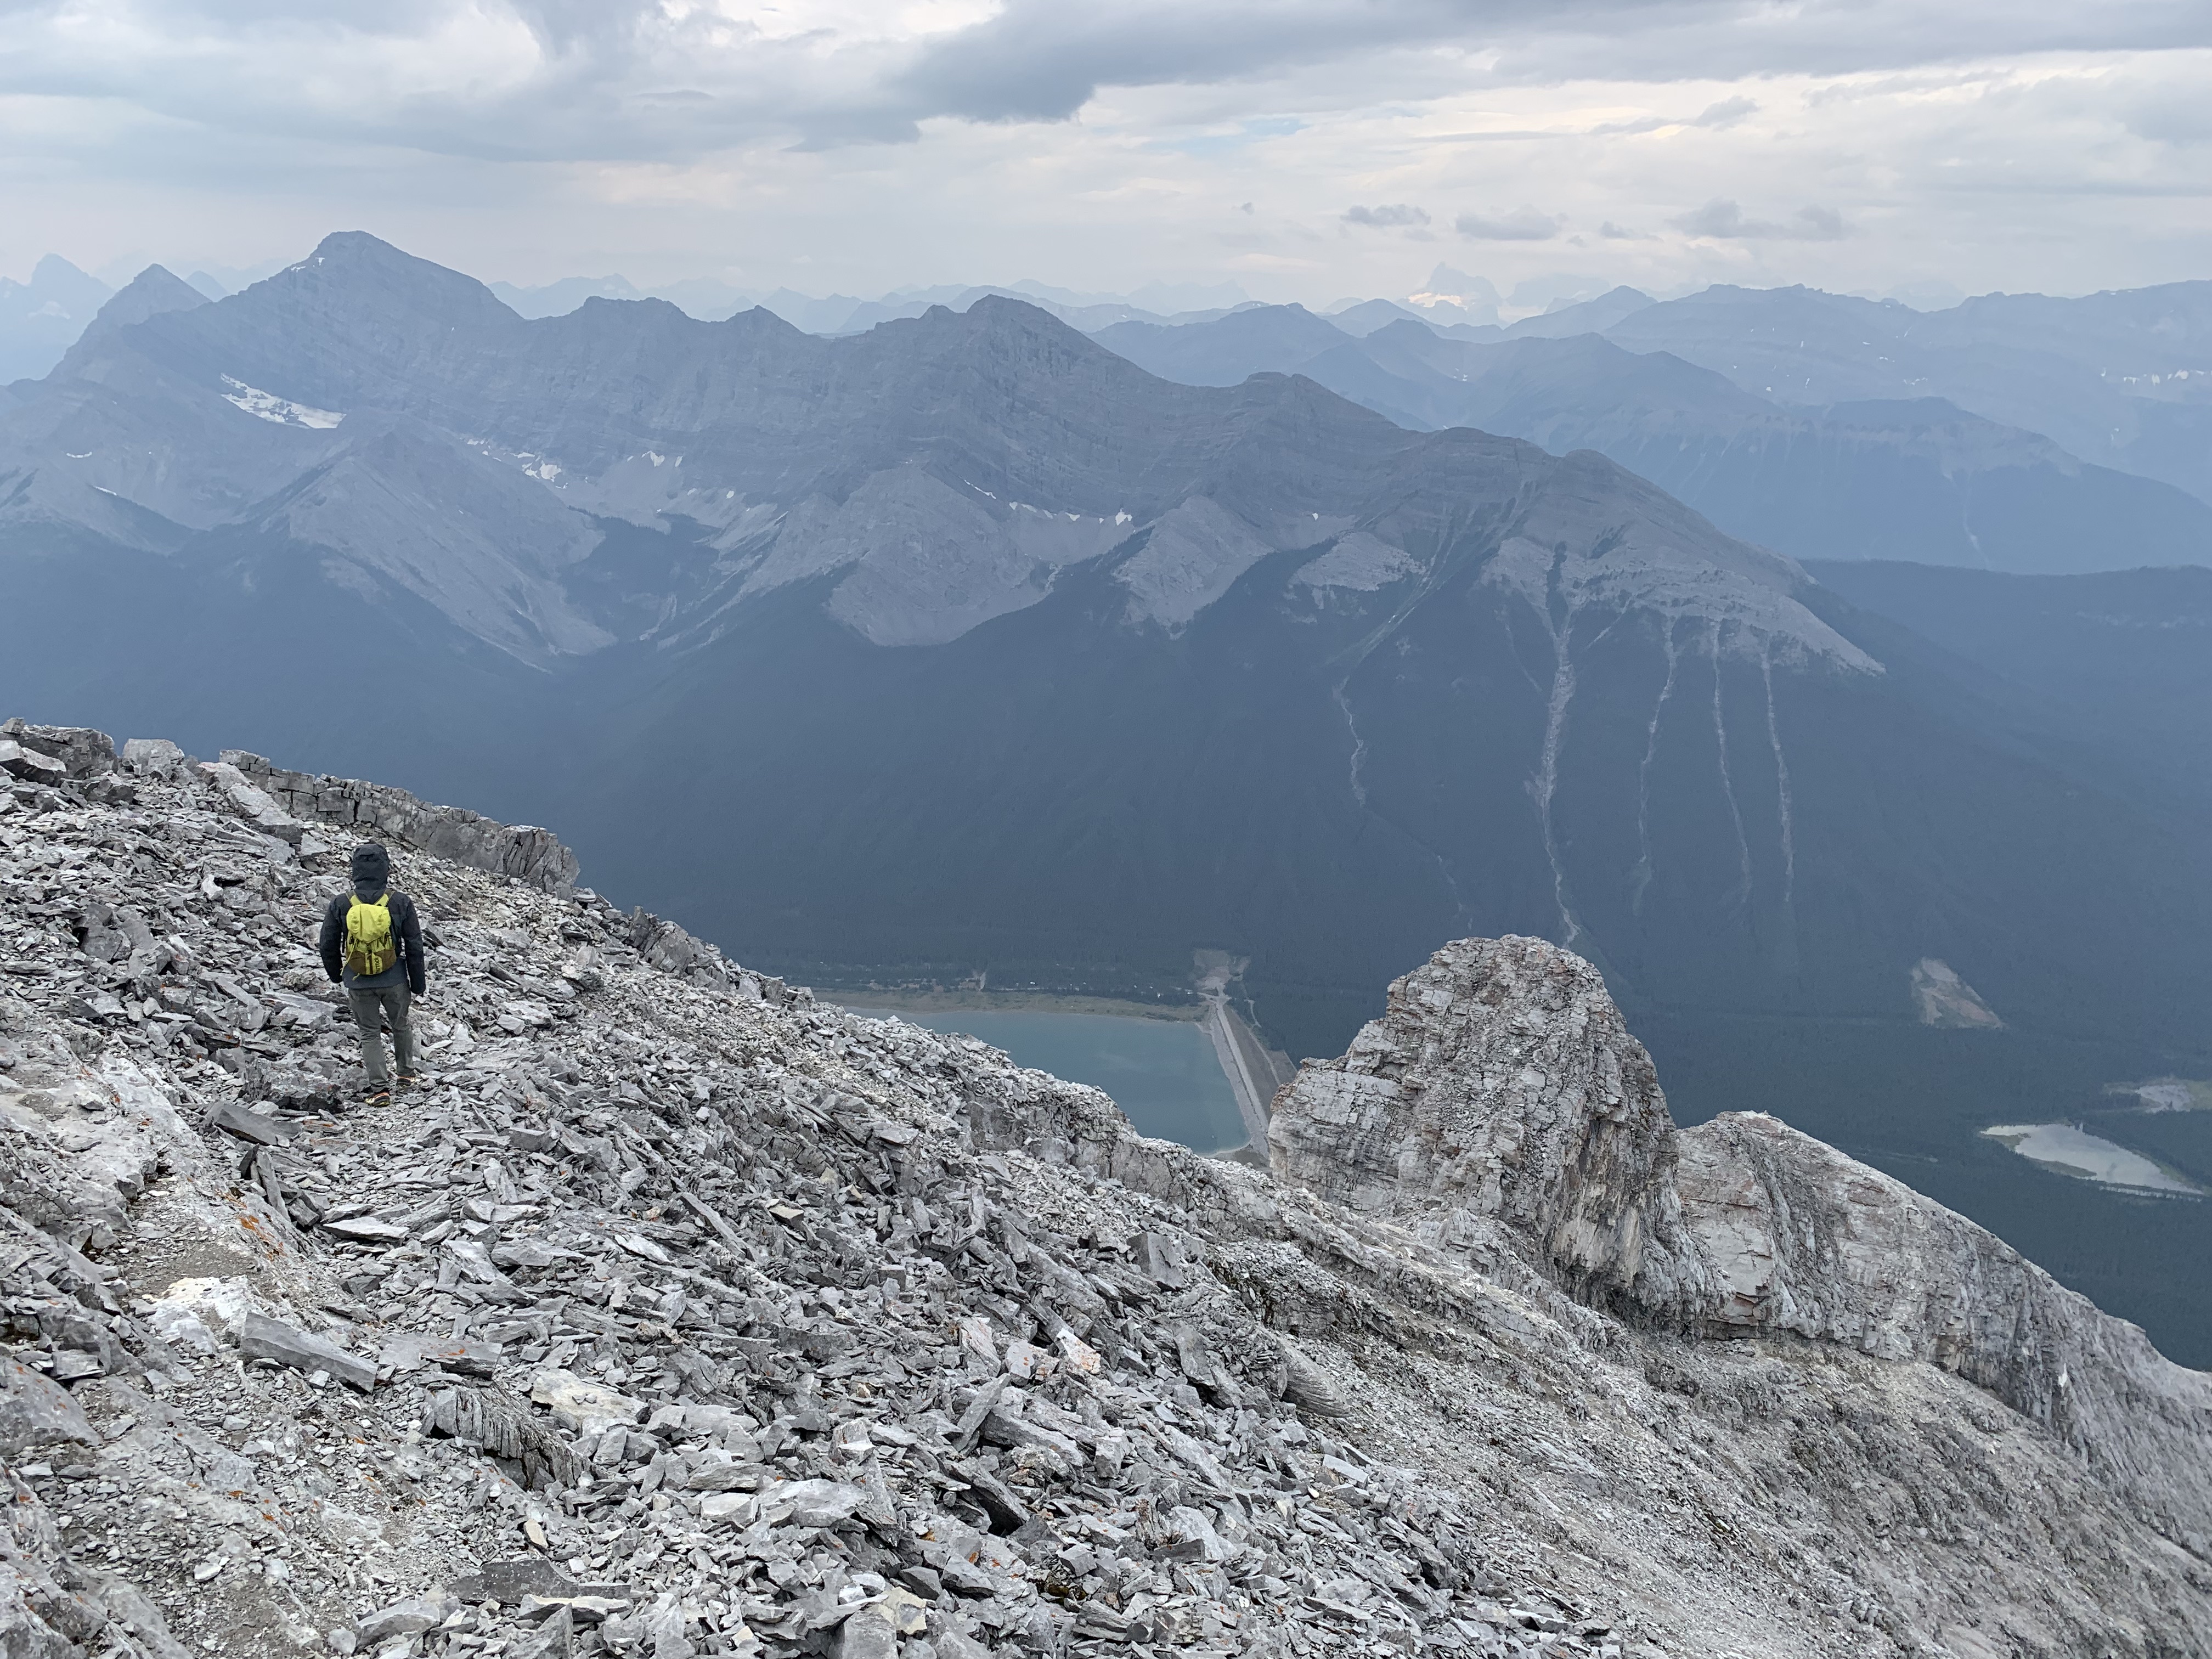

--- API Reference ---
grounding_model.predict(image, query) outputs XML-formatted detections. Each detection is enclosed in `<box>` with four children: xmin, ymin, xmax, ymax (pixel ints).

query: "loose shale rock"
<box><xmin>0</xmin><ymin>725</ymin><xmax>2203</xmax><ymax>1658</ymax></box>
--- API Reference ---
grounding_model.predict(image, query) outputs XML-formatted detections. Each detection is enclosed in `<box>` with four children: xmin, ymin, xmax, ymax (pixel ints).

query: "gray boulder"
<box><xmin>0</xmin><ymin>1361</ymin><xmax>95</xmax><ymax>1459</ymax></box>
<box><xmin>0</xmin><ymin>721</ymin><xmax>114</xmax><ymax>780</ymax></box>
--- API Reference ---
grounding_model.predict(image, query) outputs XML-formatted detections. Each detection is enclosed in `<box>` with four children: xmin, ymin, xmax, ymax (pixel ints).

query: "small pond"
<box><xmin>840</xmin><ymin>1006</ymin><xmax>1249</xmax><ymax>1154</ymax></box>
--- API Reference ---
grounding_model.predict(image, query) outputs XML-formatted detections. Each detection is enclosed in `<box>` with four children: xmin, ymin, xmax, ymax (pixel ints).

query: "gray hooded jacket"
<box><xmin>318</xmin><ymin>843</ymin><xmax>426</xmax><ymax>994</ymax></box>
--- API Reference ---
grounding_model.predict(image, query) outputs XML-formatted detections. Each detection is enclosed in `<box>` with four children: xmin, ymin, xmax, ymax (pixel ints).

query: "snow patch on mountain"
<box><xmin>220</xmin><ymin>376</ymin><xmax>344</xmax><ymax>430</ymax></box>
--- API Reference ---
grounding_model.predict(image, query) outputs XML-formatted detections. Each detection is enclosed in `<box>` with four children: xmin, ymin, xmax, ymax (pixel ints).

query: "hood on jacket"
<box><xmin>351</xmin><ymin>842</ymin><xmax>391</xmax><ymax>900</ymax></box>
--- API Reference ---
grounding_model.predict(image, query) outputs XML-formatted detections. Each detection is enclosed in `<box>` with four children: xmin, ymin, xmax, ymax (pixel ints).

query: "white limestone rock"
<box><xmin>1268</xmin><ymin>934</ymin><xmax>1707</xmax><ymax>1307</ymax></box>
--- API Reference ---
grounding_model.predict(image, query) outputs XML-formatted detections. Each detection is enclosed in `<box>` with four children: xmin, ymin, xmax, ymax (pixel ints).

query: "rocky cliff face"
<box><xmin>1262</xmin><ymin>938</ymin><xmax>1702</xmax><ymax>1308</ymax></box>
<box><xmin>1</xmin><ymin>724</ymin><xmax>2209</xmax><ymax>1658</ymax></box>
<box><xmin>1272</xmin><ymin>935</ymin><xmax>2212</xmax><ymax>1566</ymax></box>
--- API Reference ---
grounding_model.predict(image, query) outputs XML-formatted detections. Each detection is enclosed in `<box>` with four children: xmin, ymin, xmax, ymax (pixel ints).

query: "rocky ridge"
<box><xmin>0</xmin><ymin>721</ymin><xmax>2205</xmax><ymax>1658</ymax></box>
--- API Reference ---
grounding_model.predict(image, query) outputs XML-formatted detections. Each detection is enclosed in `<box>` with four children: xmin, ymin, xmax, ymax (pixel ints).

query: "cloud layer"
<box><xmin>2</xmin><ymin>0</ymin><xmax>2205</xmax><ymax>304</ymax></box>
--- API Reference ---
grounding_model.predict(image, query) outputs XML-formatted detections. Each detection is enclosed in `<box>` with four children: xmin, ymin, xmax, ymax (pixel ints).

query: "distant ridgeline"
<box><xmin>3</xmin><ymin>235</ymin><xmax>2209</xmax><ymax>1356</ymax></box>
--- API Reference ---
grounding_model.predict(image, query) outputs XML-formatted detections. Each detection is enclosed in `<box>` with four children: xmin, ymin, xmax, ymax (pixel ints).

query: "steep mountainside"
<box><xmin>4</xmin><ymin>236</ymin><xmax>2209</xmax><ymax>1361</ymax></box>
<box><xmin>0</xmin><ymin>725</ymin><xmax>2208</xmax><ymax>1657</ymax></box>
<box><xmin>1090</xmin><ymin>307</ymin><xmax>2212</xmax><ymax>573</ymax></box>
<box><xmin>1804</xmin><ymin>562</ymin><xmax>2212</xmax><ymax>811</ymax></box>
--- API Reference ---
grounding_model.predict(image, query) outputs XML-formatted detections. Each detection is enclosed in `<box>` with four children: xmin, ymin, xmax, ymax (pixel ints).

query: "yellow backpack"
<box><xmin>345</xmin><ymin>895</ymin><xmax>397</xmax><ymax>977</ymax></box>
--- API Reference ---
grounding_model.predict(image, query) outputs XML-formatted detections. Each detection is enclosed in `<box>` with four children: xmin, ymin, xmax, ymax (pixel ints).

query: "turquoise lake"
<box><xmin>840</xmin><ymin>1006</ymin><xmax>1248</xmax><ymax>1154</ymax></box>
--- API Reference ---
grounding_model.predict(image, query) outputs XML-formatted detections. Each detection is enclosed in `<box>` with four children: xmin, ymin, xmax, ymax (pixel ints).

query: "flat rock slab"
<box><xmin>778</xmin><ymin>1478</ymin><xmax>869</xmax><ymax>1529</ymax></box>
<box><xmin>321</xmin><ymin>1214</ymin><xmax>409</xmax><ymax>1243</ymax></box>
<box><xmin>235</xmin><ymin>1314</ymin><xmax>377</xmax><ymax>1392</ymax></box>
<box><xmin>529</xmin><ymin>1368</ymin><xmax>642</xmax><ymax>1438</ymax></box>
<box><xmin>449</xmin><ymin>1559</ymin><xmax>623</xmax><ymax>1606</ymax></box>
<box><xmin>381</xmin><ymin>1333</ymin><xmax>503</xmax><ymax>1377</ymax></box>
<box><xmin>205</xmin><ymin>1098</ymin><xmax>297</xmax><ymax>1145</ymax></box>
<box><xmin>356</xmin><ymin>1594</ymin><xmax>452</xmax><ymax>1644</ymax></box>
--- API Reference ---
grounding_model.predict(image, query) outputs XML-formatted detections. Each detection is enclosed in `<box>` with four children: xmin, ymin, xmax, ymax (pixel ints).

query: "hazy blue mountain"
<box><xmin>483</xmin><ymin>271</ymin><xmax>1260</xmax><ymax>334</ymax></box>
<box><xmin>488</xmin><ymin>274</ymin><xmax>647</xmax><ymax>317</ymax></box>
<box><xmin>1093</xmin><ymin>307</ymin><xmax>2212</xmax><ymax>573</ymax></box>
<box><xmin>53</xmin><ymin>263</ymin><xmax>208</xmax><ymax>366</ymax></box>
<box><xmin>1502</xmin><ymin>285</ymin><xmax>1655</xmax><ymax>338</ymax></box>
<box><xmin>4</xmin><ymin>231</ymin><xmax>2209</xmax><ymax>1353</ymax></box>
<box><xmin>1602</xmin><ymin>281</ymin><xmax>2212</xmax><ymax>503</ymax></box>
<box><xmin>1092</xmin><ymin>304</ymin><xmax>1356</xmax><ymax>386</ymax></box>
<box><xmin>0</xmin><ymin>256</ymin><xmax>112</xmax><ymax>383</ymax></box>
<box><xmin>1322</xmin><ymin>298</ymin><xmax>1441</xmax><ymax>336</ymax></box>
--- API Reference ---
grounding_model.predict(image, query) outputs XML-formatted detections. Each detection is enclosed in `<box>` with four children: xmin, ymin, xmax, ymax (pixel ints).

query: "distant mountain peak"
<box><xmin>29</xmin><ymin>253</ymin><xmax>99</xmax><ymax>287</ymax></box>
<box><xmin>265</xmin><ymin>232</ymin><xmax>519</xmax><ymax>326</ymax></box>
<box><xmin>298</xmin><ymin>228</ymin><xmax>423</xmax><ymax>267</ymax></box>
<box><xmin>49</xmin><ymin>262</ymin><xmax>208</xmax><ymax>377</ymax></box>
<box><xmin>106</xmin><ymin>262</ymin><xmax>206</xmax><ymax>316</ymax></box>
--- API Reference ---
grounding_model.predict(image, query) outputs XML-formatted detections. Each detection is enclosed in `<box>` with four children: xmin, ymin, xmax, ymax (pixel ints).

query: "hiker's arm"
<box><xmin>318</xmin><ymin>898</ymin><xmax>342</xmax><ymax>983</ymax></box>
<box><xmin>402</xmin><ymin>896</ymin><xmax>426</xmax><ymax>996</ymax></box>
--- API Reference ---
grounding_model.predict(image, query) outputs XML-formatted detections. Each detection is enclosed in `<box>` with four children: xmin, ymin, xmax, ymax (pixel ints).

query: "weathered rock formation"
<box><xmin>224</xmin><ymin>749</ymin><xmax>580</xmax><ymax>897</ymax></box>
<box><xmin>1272</xmin><ymin>934</ymin><xmax>2212</xmax><ymax>1558</ymax></box>
<box><xmin>1264</xmin><ymin>936</ymin><xmax>1703</xmax><ymax>1306</ymax></box>
<box><xmin>0</xmin><ymin>731</ymin><xmax>2208</xmax><ymax>1657</ymax></box>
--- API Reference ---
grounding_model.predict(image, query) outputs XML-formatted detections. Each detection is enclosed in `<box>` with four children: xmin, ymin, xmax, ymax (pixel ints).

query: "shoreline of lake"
<box><xmin>818</xmin><ymin>986</ymin><xmax>1205</xmax><ymax>1022</ymax></box>
<box><xmin>834</xmin><ymin>999</ymin><xmax>1249</xmax><ymax>1154</ymax></box>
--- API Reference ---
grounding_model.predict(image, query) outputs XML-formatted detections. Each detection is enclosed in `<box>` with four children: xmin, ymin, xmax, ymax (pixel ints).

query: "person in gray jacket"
<box><xmin>317</xmin><ymin>842</ymin><xmax>427</xmax><ymax>1106</ymax></box>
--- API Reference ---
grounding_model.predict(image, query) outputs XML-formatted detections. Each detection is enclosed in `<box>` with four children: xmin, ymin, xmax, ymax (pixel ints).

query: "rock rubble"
<box><xmin>0</xmin><ymin>721</ymin><xmax>2205</xmax><ymax>1658</ymax></box>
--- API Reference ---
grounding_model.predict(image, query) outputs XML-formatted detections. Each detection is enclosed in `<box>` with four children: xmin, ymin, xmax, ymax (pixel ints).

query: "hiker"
<box><xmin>318</xmin><ymin>841</ymin><xmax>426</xmax><ymax>1106</ymax></box>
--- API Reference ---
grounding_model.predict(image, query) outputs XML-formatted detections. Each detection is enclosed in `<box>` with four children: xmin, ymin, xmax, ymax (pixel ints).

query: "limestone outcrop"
<box><xmin>1674</xmin><ymin>1110</ymin><xmax>2212</xmax><ymax>1551</ymax></box>
<box><xmin>1265</xmin><ymin>936</ymin><xmax>1705</xmax><ymax>1308</ymax></box>
<box><xmin>1271</xmin><ymin>934</ymin><xmax>2212</xmax><ymax>1558</ymax></box>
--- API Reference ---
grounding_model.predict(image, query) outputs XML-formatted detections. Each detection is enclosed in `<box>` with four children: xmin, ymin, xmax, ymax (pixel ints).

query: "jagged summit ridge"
<box><xmin>1</xmin><ymin>721</ymin><xmax>2209</xmax><ymax>1656</ymax></box>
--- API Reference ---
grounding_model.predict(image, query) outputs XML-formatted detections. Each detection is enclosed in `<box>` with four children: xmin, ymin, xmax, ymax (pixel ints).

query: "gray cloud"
<box><xmin>885</xmin><ymin>1</ymin><xmax>2209</xmax><ymax>134</ymax></box>
<box><xmin>1590</xmin><ymin>93</ymin><xmax>1760</xmax><ymax>137</ymax></box>
<box><xmin>1344</xmin><ymin>204</ymin><xmax>1431</xmax><ymax>227</ymax></box>
<box><xmin>1673</xmin><ymin>199</ymin><xmax>1850</xmax><ymax>240</ymax></box>
<box><xmin>1455</xmin><ymin>207</ymin><xmax>1564</xmax><ymax>241</ymax></box>
<box><xmin>1692</xmin><ymin>96</ymin><xmax>1759</xmax><ymax>127</ymax></box>
<box><xmin>5</xmin><ymin>0</ymin><xmax>2207</xmax><ymax>162</ymax></box>
<box><xmin>1</xmin><ymin>0</ymin><xmax>2201</xmax><ymax>304</ymax></box>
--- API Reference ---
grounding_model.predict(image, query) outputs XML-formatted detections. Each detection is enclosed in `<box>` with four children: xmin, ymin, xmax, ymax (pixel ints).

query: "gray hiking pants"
<box><xmin>347</xmin><ymin>982</ymin><xmax>416</xmax><ymax>1086</ymax></box>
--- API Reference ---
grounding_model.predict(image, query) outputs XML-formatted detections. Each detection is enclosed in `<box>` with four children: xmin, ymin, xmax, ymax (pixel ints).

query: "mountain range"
<box><xmin>1092</xmin><ymin>301</ymin><xmax>2212</xmax><ymax>574</ymax></box>
<box><xmin>3</xmin><ymin>230</ymin><xmax>2208</xmax><ymax>1356</ymax></box>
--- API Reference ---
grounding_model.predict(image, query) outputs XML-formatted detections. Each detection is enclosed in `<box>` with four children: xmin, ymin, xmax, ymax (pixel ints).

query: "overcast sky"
<box><xmin>4</xmin><ymin>0</ymin><xmax>2206</xmax><ymax>308</ymax></box>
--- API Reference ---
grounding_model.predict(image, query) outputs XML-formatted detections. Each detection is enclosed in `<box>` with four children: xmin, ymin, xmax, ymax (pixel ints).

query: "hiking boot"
<box><xmin>394</xmin><ymin>1071</ymin><xmax>420</xmax><ymax>1090</ymax></box>
<box><xmin>364</xmin><ymin>1086</ymin><xmax>392</xmax><ymax>1109</ymax></box>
